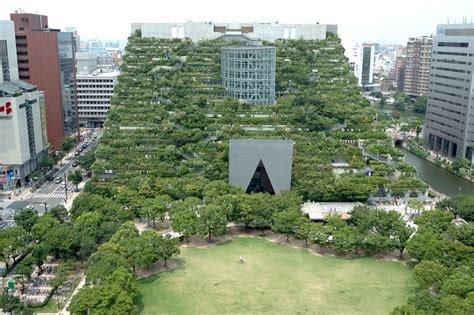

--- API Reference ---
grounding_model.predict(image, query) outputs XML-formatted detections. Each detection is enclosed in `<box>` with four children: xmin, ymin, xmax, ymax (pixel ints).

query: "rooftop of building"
<box><xmin>0</xmin><ymin>80</ymin><xmax>36</xmax><ymax>97</ymax></box>
<box><xmin>221</xmin><ymin>45</ymin><xmax>275</xmax><ymax>50</ymax></box>
<box><xmin>301</xmin><ymin>202</ymin><xmax>360</xmax><ymax>221</ymax></box>
<box><xmin>76</xmin><ymin>70</ymin><xmax>120</xmax><ymax>78</ymax></box>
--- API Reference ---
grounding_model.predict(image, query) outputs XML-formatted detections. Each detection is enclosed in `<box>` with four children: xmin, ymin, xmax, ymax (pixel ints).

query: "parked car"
<box><xmin>54</xmin><ymin>177</ymin><xmax>63</xmax><ymax>184</ymax></box>
<box><xmin>72</xmin><ymin>161</ymin><xmax>78</xmax><ymax>167</ymax></box>
<box><xmin>25</xmin><ymin>205</ymin><xmax>35</xmax><ymax>210</ymax></box>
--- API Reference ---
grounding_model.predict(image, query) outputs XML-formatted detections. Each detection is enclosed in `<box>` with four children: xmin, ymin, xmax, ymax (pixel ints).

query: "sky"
<box><xmin>3</xmin><ymin>0</ymin><xmax>474</xmax><ymax>47</ymax></box>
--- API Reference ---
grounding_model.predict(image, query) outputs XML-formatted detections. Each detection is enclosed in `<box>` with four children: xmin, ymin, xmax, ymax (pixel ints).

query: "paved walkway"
<box><xmin>59</xmin><ymin>274</ymin><xmax>85</xmax><ymax>315</ymax></box>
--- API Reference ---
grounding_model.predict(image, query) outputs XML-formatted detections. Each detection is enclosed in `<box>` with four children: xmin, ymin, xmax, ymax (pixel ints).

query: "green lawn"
<box><xmin>137</xmin><ymin>237</ymin><xmax>416</xmax><ymax>314</ymax></box>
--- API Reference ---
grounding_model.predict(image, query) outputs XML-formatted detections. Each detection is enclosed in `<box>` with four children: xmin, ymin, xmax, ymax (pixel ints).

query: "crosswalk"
<box><xmin>31</xmin><ymin>193</ymin><xmax>66</xmax><ymax>199</ymax></box>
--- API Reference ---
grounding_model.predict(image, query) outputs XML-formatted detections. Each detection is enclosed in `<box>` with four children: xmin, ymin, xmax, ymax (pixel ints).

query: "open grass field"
<box><xmin>137</xmin><ymin>237</ymin><xmax>416</xmax><ymax>314</ymax></box>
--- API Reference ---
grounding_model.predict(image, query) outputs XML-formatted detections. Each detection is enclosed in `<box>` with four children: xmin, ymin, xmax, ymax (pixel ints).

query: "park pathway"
<box><xmin>59</xmin><ymin>274</ymin><xmax>85</xmax><ymax>315</ymax></box>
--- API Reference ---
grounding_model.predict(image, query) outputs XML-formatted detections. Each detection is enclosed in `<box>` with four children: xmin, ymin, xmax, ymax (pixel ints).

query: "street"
<box><xmin>0</xmin><ymin>137</ymin><xmax>98</xmax><ymax>229</ymax></box>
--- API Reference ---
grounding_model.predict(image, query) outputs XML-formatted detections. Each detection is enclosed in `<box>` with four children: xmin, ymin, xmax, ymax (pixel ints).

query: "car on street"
<box><xmin>72</xmin><ymin>161</ymin><xmax>78</xmax><ymax>167</ymax></box>
<box><xmin>74</xmin><ymin>151</ymin><xmax>80</xmax><ymax>156</ymax></box>
<box><xmin>54</xmin><ymin>177</ymin><xmax>63</xmax><ymax>184</ymax></box>
<box><xmin>25</xmin><ymin>205</ymin><xmax>35</xmax><ymax>210</ymax></box>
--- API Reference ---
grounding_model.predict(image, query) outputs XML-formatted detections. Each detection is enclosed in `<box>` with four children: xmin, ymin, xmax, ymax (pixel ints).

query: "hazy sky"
<box><xmin>3</xmin><ymin>0</ymin><xmax>474</xmax><ymax>46</ymax></box>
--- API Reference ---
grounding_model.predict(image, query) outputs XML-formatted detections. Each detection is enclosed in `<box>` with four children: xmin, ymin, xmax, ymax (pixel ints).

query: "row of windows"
<box><xmin>77</xmin><ymin>84</ymin><xmax>114</xmax><ymax>89</ymax></box>
<box><xmin>78</xmin><ymin>105</ymin><xmax>109</xmax><ymax>110</ymax></box>
<box><xmin>77</xmin><ymin>90</ymin><xmax>114</xmax><ymax>94</ymax></box>
<box><xmin>428</xmin><ymin>103</ymin><xmax>463</xmax><ymax>116</ymax></box>
<box><xmin>17</xmin><ymin>51</ymin><xmax>28</xmax><ymax>56</ymax></box>
<box><xmin>18</xmin><ymin>67</ymin><xmax>29</xmax><ymax>72</ymax></box>
<box><xmin>434</xmin><ymin>66</ymin><xmax>470</xmax><ymax>74</ymax></box>
<box><xmin>433</xmin><ymin>51</ymin><xmax>472</xmax><ymax>57</ymax></box>
<box><xmin>18</xmin><ymin>60</ymin><xmax>28</xmax><ymax>64</ymax></box>
<box><xmin>78</xmin><ymin>101</ymin><xmax>110</xmax><ymax>106</ymax></box>
<box><xmin>427</xmin><ymin>110</ymin><xmax>462</xmax><ymax>124</ymax></box>
<box><xmin>432</xmin><ymin>73</ymin><xmax>467</xmax><ymax>82</ymax></box>
<box><xmin>426</xmin><ymin>120</ymin><xmax>463</xmax><ymax>137</ymax></box>
<box><xmin>431</xmin><ymin>89</ymin><xmax>465</xmax><ymax>98</ymax></box>
<box><xmin>432</xmin><ymin>81</ymin><xmax>466</xmax><ymax>91</ymax></box>
<box><xmin>78</xmin><ymin>112</ymin><xmax>107</xmax><ymax>116</ymax></box>
<box><xmin>76</xmin><ymin>95</ymin><xmax>111</xmax><ymax>99</ymax></box>
<box><xmin>438</xmin><ymin>42</ymin><xmax>469</xmax><ymax>48</ymax></box>
<box><xmin>431</xmin><ymin>96</ymin><xmax>466</xmax><ymax>108</ymax></box>
<box><xmin>77</xmin><ymin>79</ymin><xmax>115</xmax><ymax>83</ymax></box>
<box><xmin>433</xmin><ymin>58</ymin><xmax>472</xmax><ymax>66</ymax></box>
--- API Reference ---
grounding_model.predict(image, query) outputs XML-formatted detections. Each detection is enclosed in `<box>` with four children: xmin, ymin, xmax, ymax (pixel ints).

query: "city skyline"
<box><xmin>3</xmin><ymin>0</ymin><xmax>474</xmax><ymax>45</ymax></box>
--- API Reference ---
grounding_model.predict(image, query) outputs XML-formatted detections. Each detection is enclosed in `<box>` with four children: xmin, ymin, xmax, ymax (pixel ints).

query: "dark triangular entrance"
<box><xmin>246</xmin><ymin>159</ymin><xmax>275</xmax><ymax>194</ymax></box>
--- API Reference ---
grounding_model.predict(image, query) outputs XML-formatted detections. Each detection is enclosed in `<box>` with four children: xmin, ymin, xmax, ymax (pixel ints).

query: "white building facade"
<box><xmin>131</xmin><ymin>22</ymin><xmax>338</xmax><ymax>42</ymax></box>
<box><xmin>0</xmin><ymin>81</ymin><xmax>48</xmax><ymax>189</ymax></box>
<box><xmin>0</xmin><ymin>21</ymin><xmax>19</xmax><ymax>83</ymax></box>
<box><xmin>350</xmin><ymin>43</ymin><xmax>375</xmax><ymax>86</ymax></box>
<box><xmin>75</xmin><ymin>70</ymin><xmax>119</xmax><ymax>128</ymax></box>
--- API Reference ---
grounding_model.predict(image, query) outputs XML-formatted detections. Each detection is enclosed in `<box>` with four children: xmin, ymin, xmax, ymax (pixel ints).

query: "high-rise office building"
<box><xmin>351</xmin><ymin>43</ymin><xmax>375</xmax><ymax>86</ymax></box>
<box><xmin>424</xmin><ymin>23</ymin><xmax>474</xmax><ymax>161</ymax></box>
<box><xmin>0</xmin><ymin>20</ymin><xmax>48</xmax><ymax>190</ymax></box>
<box><xmin>0</xmin><ymin>21</ymin><xmax>19</xmax><ymax>83</ymax></box>
<box><xmin>403</xmin><ymin>36</ymin><xmax>432</xmax><ymax>96</ymax></box>
<box><xmin>394</xmin><ymin>56</ymin><xmax>407</xmax><ymax>91</ymax></box>
<box><xmin>10</xmin><ymin>12</ymin><xmax>77</xmax><ymax>151</ymax></box>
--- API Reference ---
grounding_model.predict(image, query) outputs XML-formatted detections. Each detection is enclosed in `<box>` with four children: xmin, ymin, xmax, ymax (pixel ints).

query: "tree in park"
<box><xmin>14</xmin><ymin>208</ymin><xmax>39</xmax><ymax>233</ymax></box>
<box><xmin>390</xmin><ymin>304</ymin><xmax>425</xmax><ymax>315</ymax></box>
<box><xmin>406</xmin><ymin>230</ymin><xmax>443</xmax><ymax>262</ymax></box>
<box><xmin>413</xmin><ymin>95</ymin><xmax>427</xmax><ymax>113</ymax></box>
<box><xmin>31</xmin><ymin>214</ymin><xmax>60</xmax><ymax>241</ymax></box>
<box><xmin>49</xmin><ymin>204</ymin><xmax>69</xmax><ymax>223</ymax></box>
<box><xmin>197</xmin><ymin>204</ymin><xmax>228</xmax><ymax>241</ymax></box>
<box><xmin>171</xmin><ymin>198</ymin><xmax>200</xmax><ymax>241</ymax></box>
<box><xmin>158</xmin><ymin>235</ymin><xmax>180</xmax><ymax>267</ymax></box>
<box><xmin>41</xmin><ymin>224</ymin><xmax>75</xmax><ymax>259</ymax></box>
<box><xmin>271</xmin><ymin>208</ymin><xmax>301</xmax><ymax>241</ymax></box>
<box><xmin>68</xmin><ymin>282</ymin><xmax>138</xmax><ymax>315</ymax></box>
<box><xmin>295</xmin><ymin>217</ymin><xmax>318</xmax><ymax>246</ymax></box>
<box><xmin>31</xmin><ymin>243</ymin><xmax>47</xmax><ymax>273</ymax></box>
<box><xmin>86</xmin><ymin>250</ymin><xmax>129</xmax><ymax>284</ymax></box>
<box><xmin>0</xmin><ymin>227</ymin><xmax>29</xmax><ymax>268</ymax></box>
<box><xmin>68</xmin><ymin>170</ymin><xmax>83</xmax><ymax>191</ymax></box>
<box><xmin>407</xmin><ymin>199</ymin><xmax>424</xmax><ymax>216</ymax></box>
<box><xmin>0</xmin><ymin>294</ymin><xmax>32</xmax><ymax>314</ymax></box>
<box><xmin>392</xmin><ymin>223</ymin><xmax>415</xmax><ymax>259</ymax></box>
<box><xmin>142</xmin><ymin>195</ymin><xmax>171</xmax><ymax>228</ymax></box>
<box><xmin>15</xmin><ymin>257</ymin><xmax>33</xmax><ymax>292</ymax></box>
<box><xmin>437</xmin><ymin>195</ymin><xmax>474</xmax><ymax>221</ymax></box>
<box><xmin>414</xmin><ymin>209</ymin><xmax>453</xmax><ymax>234</ymax></box>
<box><xmin>77</xmin><ymin>236</ymin><xmax>97</xmax><ymax>267</ymax></box>
<box><xmin>413</xmin><ymin>260</ymin><xmax>448</xmax><ymax>292</ymax></box>
<box><xmin>440</xmin><ymin>272</ymin><xmax>474</xmax><ymax>298</ymax></box>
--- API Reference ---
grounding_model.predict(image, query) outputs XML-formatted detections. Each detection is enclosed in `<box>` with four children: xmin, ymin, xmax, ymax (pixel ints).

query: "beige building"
<box><xmin>403</xmin><ymin>36</ymin><xmax>432</xmax><ymax>96</ymax></box>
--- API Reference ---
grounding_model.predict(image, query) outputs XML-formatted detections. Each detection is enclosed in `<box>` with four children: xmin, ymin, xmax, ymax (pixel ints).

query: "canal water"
<box><xmin>399</xmin><ymin>147</ymin><xmax>474</xmax><ymax>196</ymax></box>
<box><xmin>371</xmin><ymin>105</ymin><xmax>474</xmax><ymax>196</ymax></box>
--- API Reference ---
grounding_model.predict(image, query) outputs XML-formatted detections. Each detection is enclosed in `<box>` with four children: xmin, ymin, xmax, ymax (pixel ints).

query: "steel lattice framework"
<box><xmin>221</xmin><ymin>46</ymin><xmax>276</xmax><ymax>105</ymax></box>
